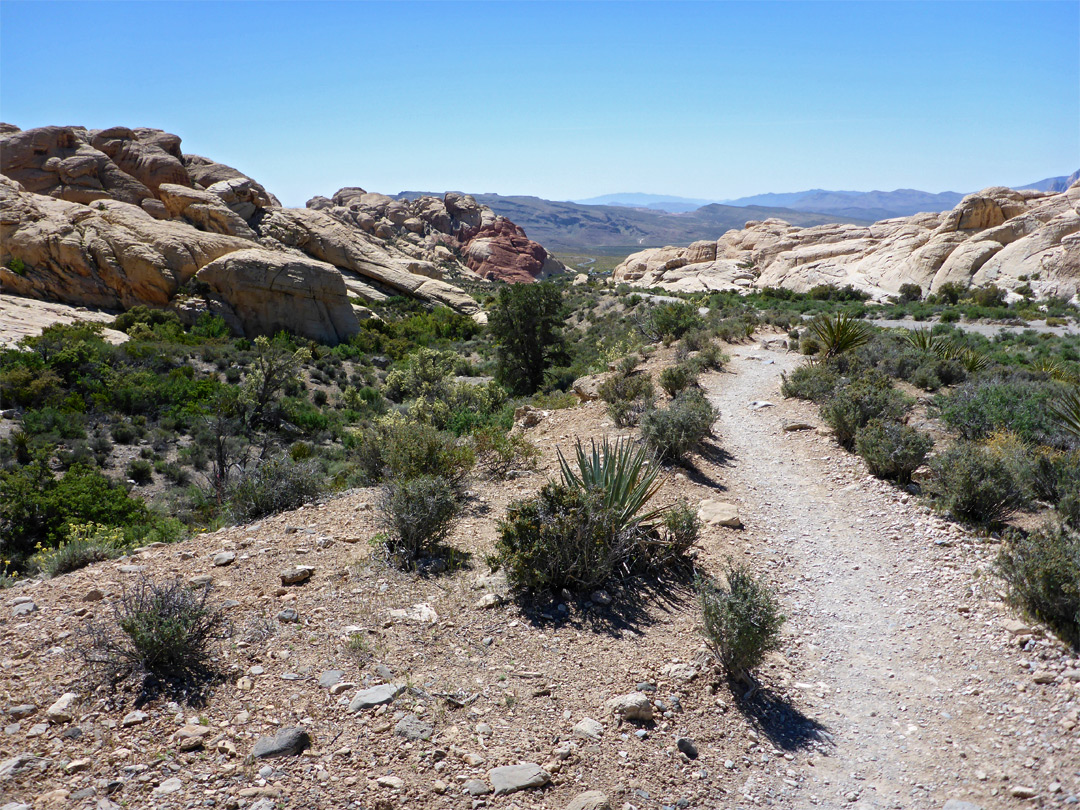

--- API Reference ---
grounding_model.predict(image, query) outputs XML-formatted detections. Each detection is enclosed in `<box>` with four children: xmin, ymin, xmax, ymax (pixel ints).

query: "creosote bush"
<box><xmin>697</xmin><ymin>560</ymin><xmax>785</xmax><ymax>684</ymax></box>
<box><xmin>929</xmin><ymin>441</ymin><xmax>1025</xmax><ymax>525</ymax></box>
<box><xmin>820</xmin><ymin>375</ymin><xmax>911</xmax><ymax>449</ymax></box>
<box><xmin>854</xmin><ymin>419</ymin><xmax>934</xmax><ymax>484</ymax></box>
<box><xmin>641</xmin><ymin>389</ymin><xmax>718</xmax><ymax>463</ymax></box>
<box><xmin>226</xmin><ymin>455</ymin><xmax>323</xmax><ymax>522</ymax></box>
<box><xmin>599</xmin><ymin>369</ymin><xmax>656</xmax><ymax>428</ymax></box>
<box><xmin>997</xmin><ymin>522</ymin><xmax>1079</xmax><ymax>649</ymax></box>
<box><xmin>378</xmin><ymin>475</ymin><xmax>458</xmax><ymax>569</ymax></box>
<box><xmin>659</xmin><ymin>363</ymin><xmax>698</xmax><ymax>398</ymax></box>
<box><xmin>780</xmin><ymin>364</ymin><xmax>840</xmax><ymax>402</ymax></box>
<box><xmin>80</xmin><ymin>578</ymin><xmax>229</xmax><ymax>701</ymax></box>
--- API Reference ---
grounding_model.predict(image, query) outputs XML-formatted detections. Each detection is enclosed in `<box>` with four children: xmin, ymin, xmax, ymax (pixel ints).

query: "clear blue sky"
<box><xmin>2</xmin><ymin>1</ymin><xmax>1076</xmax><ymax>206</ymax></box>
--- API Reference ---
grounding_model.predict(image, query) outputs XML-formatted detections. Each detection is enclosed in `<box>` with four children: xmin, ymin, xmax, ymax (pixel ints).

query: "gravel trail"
<box><xmin>703</xmin><ymin>342</ymin><xmax>1078</xmax><ymax>810</ymax></box>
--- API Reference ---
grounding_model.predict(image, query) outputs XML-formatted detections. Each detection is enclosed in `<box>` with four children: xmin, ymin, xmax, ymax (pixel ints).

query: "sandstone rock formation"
<box><xmin>0</xmin><ymin>124</ymin><xmax>563</xmax><ymax>343</ymax></box>
<box><xmin>614</xmin><ymin>183</ymin><xmax>1080</xmax><ymax>303</ymax></box>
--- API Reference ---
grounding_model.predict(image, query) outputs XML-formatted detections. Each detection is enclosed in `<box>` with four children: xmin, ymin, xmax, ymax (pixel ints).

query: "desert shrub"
<box><xmin>997</xmin><ymin>522</ymin><xmax>1080</xmax><ymax>648</ymax></box>
<box><xmin>854</xmin><ymin>419</ymin><xmax>933</xmax><ymax>484</ymax></box>
<box><xmin>897</xmin><ymin>283</ymin><xmax>923</xmax><ymax>303</ymax></box>
<box><xmin>936</xmin><ymin>282</ymin><xmax>965</xmax><ymax>305</ymax></box>
<box><xmin>800</xmin><ymin>337</ymin><xmax>821</xmax><ymax>356</ymax></box>
<box><xmin>599</xmin><ymin>370</ymin><xmax>656</xmax><ymax>428</ymax></box>
<box><xmin>659</xmin><ymin>363</ymin><xmax>698</xmax><ymax>397</ymax></box>
<box><xmin>662</xmin><ymin>499</ymin><xmax>700</xmax><ymax>553</ymax></box>
<box><xmin>383</xmin><ymin>347</ymin><xmax>455</xmax><ymax>403</ymax></box>
<box><xmin>691</xmin><ymin>342</ymin><xmax>728</xmax><ymax>371</ymax></box>
<box><xmin>971</xmin><ymin>284</ymin><xmax>1007</xmax><ymax>308</ymax></box>
<box><xmin>641</xmin><ymin>389</ymin><xmax>718</xmax><ymax>463</ymax></box>
<box><xmin>472</xmin><ymin>428</ymin><xmax>539</xmax><ymax>480</ymax></box>
<box><xmin>929</xmin><ymin>441</ymin><xmax>1025</xmax><ymax>525</ymax></box>
<box><xmin>111</xmin><ymin>421</ymin><xmax>139</xmax><ymax>445</ymax></box>
<box><xmin>643</xmin><ymin>301</ymin><xmax>704</xmax><ymax>344</ymax></box>
<box><xmin>30</xmin><ymin>522</ymin><xmax>124</xmax><ymax>578</ymax></box>
<box><xmin>678</xmin><ymin>329</ymin><xmax>712</xmax><ymax>353</ymax></box>
<box><xmin>821</xmin><ymin>375</ymin><xmax>911</xmax><ymax>449</ymax></box>
<box><xmin>351</xmin><ymin>417</ymin><xmax>474</xmax><ymax>485</ymax></box>
<box><xmin>495</xmin><ymin>438</ymin><xmax>690</xmax><ymax>593</ymax></box>
<box><xmin>781</xmin><ymin>364</ymin><xmax>840</xmax><ymax>402</ymax></box>
<box><xmin>126</xmin><ymin>458</ymin><xmax>154</xmax><ymax>486</ymax></box>
<box><xmin>697</xmin><ymin>560</ymin><xmax>785</xmax><ymax>682</ymax></box>
<box><xmin>378</xmin><ymin>475</ymin><xmax>458</xmax><ymax>568</ymax></box>
<box><xmin>80</xmin><ymin>577</ymin><xmax>229</xmax><ymax>700</ymax></box>
<box><xmin>936</xmin><ymin>377</ymin><xmax>1069</xmax><ymax>448</ymax></box>
<box><xmin>226</xmin><ymin>455</ymin><xmax>323</xmax><ymax>522</ymax></box>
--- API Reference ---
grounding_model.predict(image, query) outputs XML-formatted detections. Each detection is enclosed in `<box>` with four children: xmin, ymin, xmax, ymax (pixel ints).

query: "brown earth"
<box><xmin>1</xmin><ymin>337</ymin><xmax>1077</xmax><ymax>810</ymax></box>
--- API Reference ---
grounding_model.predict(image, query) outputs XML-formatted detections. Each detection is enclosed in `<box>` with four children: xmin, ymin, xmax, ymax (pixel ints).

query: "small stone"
<box><xmin>394</xmin><ymin>714</ymin><xmax>434</xmax><ymax>740</ymax></box>
<box><xmin>474</xmin><ymin>593</ymin><xmax>503</xmax><ymax>609</ymax></box>
<box><xmin>565</xmin><ymin>791</ymin><xmax>611</xmax><ymax>810</ymax></box>
<box><xmin>1009</xmin><ymin>786</ymin><xmax>1037</xmax><ymax>799</ymax></box>
<box><xmin>213</xmin><ymin>551</ymin><xmax>236</xmax><ymax>566</ymax></box>
<box><xmin>26</xmin><ymin>722</ymin><xmax>48</xmax><ymax>737</ymax></box>
<box><xmin>573</xmin><ymin>718</ymin><xmax>605</xmax><ymax>742</ymax></box>
<box><xmin>189</xmin><ymin>574</ymin><xmax>213</xmax><ymax>587</ymax></box>
<box><xmin>348</xmin><ymin>683</ymin><xmax>403</xmax><ymax>712</ymax></box>
<box><xmin>12</xmin><ymin>601</ymin><xmax>37</xmax><ymax>617</ymax></box>
<box><xmin>661</xmin><ymin>662</ymin><xmax>697</xmax><ymax>681</ymax></box>
<box><xmin>277</xmin><ymin>608</ymin><xmax>299</xmax><ymax>623</ymax></box>
<box><xmin>433</xmin><ymin>780</ymin><xmax>448</xmax><ymax>794</ymax></box>
<box><xmin>46</xmin><ymin>693</ymin><xmax>78</xmax><ymax>723</ymax></box>
<box><xmin>1002</xmin><ymin>619</ymin><xmax>1033</xmax><ymax>636</ymax></box>
<box><xmin>236</xmin><ymin>676</ymin><xmax>253</xmax><ymax>691</ymax></box>
<box><xmin>489</xmin><ymin>763</ymin><xmax>551</xmax><ymax>795</ymax></box>
<box><xmin>121</xmin><ymin>710</ymin><xmax>148</xmax><ymax>727</ymax></box>
<box><xmin>280</xmin><ymin>567</ymin><xmax>313</xmax><ymax>586</ymax></box>
<box><xmin>83</xmin><ymin>589</ymin><xmax>104</xmax><ymax>602</ymax></box>
<box><xmin>1032</xmin><ymin>670</ymin><xmax>1056</xmax><ymax>684</ymax></box>
<box><xmin>319</xmin><ymin>670</ymin><xmax>344</xmax><ymax>688</ymax></box>
<box><xmin>462</xmin><ymin>752</ymin><xmax>486</xmax><ymax>766</ymax></box>
<box><xmin>748</xmin><ymin>400</ymin><xmax>774</xmax><ymax>410</ymax></box>
<box><xmin>374</xmin><ymin>663</ymin><xmax>394</xmax><ymax>680</ymax></box>
<box><xmin>782</xmin><ymin>421</ymin><xmax>815</xmax><ymax>432</ymax></box>
<box><xmin>589</xmin><ymin>590</ymin><xmax>612</xmax><ymax>606</ymax></box>
<box><xmin>464</xmin><ymin>780</ymin><xmax>492</xmax><ymax>796</ymax></box>
<box><xmin>6</xmin><ymin>704</ymin><xmax>36</xmax><ymax>720</ymax></box>
<box><xmin>697</xmin><ymin>499</ymin><xmax>742</xmax><ymax>529</ymax></box>
<box><xmin>389</xmin><ymin>603</ymin><xmax>438</xmax><ymax>625</ymax></box>
<box><xmin>330</xmin><ymin>681</ymin><xmax>356</xmax><ymax>695</ymax></box>
<box><xmin>376</xmin><ymin>776</ymin><xmax>404</xmax><ymax>789</ymax></box>
<box><xmin>604</xmin><ymin>692</ymin><xmax>654</xmax><ymax>723</ymax></box>
<box><xmin>251</xmin><ymin>727</ymin><xmax>311</xmax><ymax>758</ymax></box>
<box><xmin>117</xmin><ymin>565</ymin><xmax>145</xmax><ymax>574</ymax></box>
<box><xmin>153</xmin><ymin>778</ymin><xmax>182</xmax><ymax>796</ymax></box>
<box><xmin>64</xmin><ymin>758</ymin><xmax>91</xmax><ymax>773</ymax></box>
<box><xmin>476</xmin><ymin>722</ymin><xmax>493</xmax><ymax>736</ymax></box>
<box><xmin>676</xmin><ymin>737</ymin><xmax>698</xmax><ymax>759</ymax></box>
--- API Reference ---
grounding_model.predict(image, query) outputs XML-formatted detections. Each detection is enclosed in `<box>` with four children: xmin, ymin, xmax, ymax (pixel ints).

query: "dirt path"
<box><xmin>702</xmin><ymin>342</ymin><xmax>1079</xmax><ymax>809</ymax></box>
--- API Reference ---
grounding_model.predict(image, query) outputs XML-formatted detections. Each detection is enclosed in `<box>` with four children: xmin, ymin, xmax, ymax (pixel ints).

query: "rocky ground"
<box><xmin>2</xmin><ymin>337</ymin><xmax>1078</xmax><ymax>810</ymax></box>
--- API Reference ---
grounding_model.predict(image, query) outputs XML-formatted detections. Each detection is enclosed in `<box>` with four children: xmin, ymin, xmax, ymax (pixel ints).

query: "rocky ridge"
<box><xmin>613</xmin><ymin>183</ymin><xmax>1080</xmax><ymax>302</ymax></box>
<box><xmin>0</xmin><ymin>125</ymin><xmax>565</xmax><ymax>343</ymax></box>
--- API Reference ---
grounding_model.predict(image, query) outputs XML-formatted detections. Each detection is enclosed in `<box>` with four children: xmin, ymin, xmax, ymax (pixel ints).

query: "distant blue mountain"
<box><xmin>571</xmin><ymin>193</ymin><xmax>720</xmax><ymax>213</ymax></box>
<box><xmin>1017</xmin><ymin>170</ymin><xmax>1080</xmax><ymax>192</ymax></box>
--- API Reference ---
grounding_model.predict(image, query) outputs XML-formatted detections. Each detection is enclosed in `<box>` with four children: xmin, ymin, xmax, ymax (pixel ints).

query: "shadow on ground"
<box><xmin>734</xmin><ymin>685</ymin><xmax>834</xmax><ymax>752</ymax></box>
<box><xmin>681</xmin><ymin>439</ymin><xmax>736</xmax><ymax>489</ymax></box>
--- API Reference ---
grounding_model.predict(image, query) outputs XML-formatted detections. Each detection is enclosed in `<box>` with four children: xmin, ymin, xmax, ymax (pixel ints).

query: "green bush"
<box><xmin>935</xmin><ymin>377</ymin><xmax>1069</xmax><ymax>448</ymax></box>
<box><xmin>641</xmin><ymin>389</ymin><xmax>718</xmax><ymax>463</ymax></box>
<box><xmin>351</xmin><ymin>417</ymin><xmax>474</xmax><ymax>485</ymax></box>
<box><xmin>971</xmin><ymin>284</ymin><xmax>1007</xmax><ymax>308</ymax></box>
<box><xmin>378</xmin><ymin>475</ymin><xmax>458</xmax><ymax>568</ymax></box>
<box><xmin>644</xmin><ymin>301</ymin><xmax>704</xmax><ymax>344</ymax></box>
<box><xmin>854</xmin><ymin>419</ymin><xmax>933</xmax><ymax>484</ymax></box>
<box><xmin>821</xmin><ymin>375</ymin><xmax>911</xmax><ymax>449</ymax></box>
<box><xmin>997</xmin><ymin>523</ymin><xmax>1079</xmax><ymax>648</ymax></box>
<box><xmin>697</xmin><ymin>560</ymin><xmax>785</xmax><ymax>682</ymax></box>
<box><xmin>929</xmin><ymin>441</ymin><xmax>1025</xmax><ymax>525</ymax></box>
<box><xmin>691</xmin><ymin>342</ymin><xmax>728</xmax><ymax>371</ymax></box>
<box><xmin>227</xmin><ymin>456</ymin><xmax>323</xmax><ymax>522</ymax></box>
<box><xmin>127</xmin><ymin>458</ymin><xmax>154</xmax><ymax>486</ymax></box>
<box><xmin>80</xmin><ymin>578</ymin><xmax>229</xmax><ymax>698</ymax></box>
<box><xmin>489</xmin><ymin>283</ymin><xmax>568</xmax><ymax>395</ymax></box>
<box><xmin>897</xmin><ymin>283</ymin><xmax>923</xmax><ymax>303</ymax></box>
<box><xmin>781</xmin><ymin>364</ymin><xmax>841</xmax><ymax>402</ymax></box>
<box><xmin>599</xmin><ymin>370</ymin><xmax>656</xmax><ymax>428</ymax></box>
<box><xmin>472</xmin><ymin>428</ymin><xmax>539</xmax><ymax>480</ymax></box>
<box><xmin>662</xmin><ymin>499</ymin><xmax>701</xmax><ymax>553</ymax></box>
<box><xmin>659</xmin><ymin>363</ymin><xmax>698</xmax><ymax>397</ymax></box>
<box><xmin>111</xmin><ymin>421</ymin><xmax>139</xmax><ymax>444</ymax></box>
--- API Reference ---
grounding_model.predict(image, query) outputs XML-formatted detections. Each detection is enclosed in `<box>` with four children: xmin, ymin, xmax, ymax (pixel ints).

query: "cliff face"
<box><xmin>0</xmin><ymin>125</ymin><xmax>564</xmax><ymax>343</ymax></box>
<box><xmin>613</xmin><ymin>184</ymin><xmax>1080</xmax><ymax>303</ymax></box>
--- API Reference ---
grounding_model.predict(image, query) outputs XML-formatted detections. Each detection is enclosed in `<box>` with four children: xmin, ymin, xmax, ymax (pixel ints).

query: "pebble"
<box><xmin>277</xmin><ymin>608</ymin><xmax>299</xmax><ymax>623</ymax></box>
<box><xmin>12</xmin><ymin>601</ymin><xmax>37</xmax><ymax>617</ymax></box>
<box><xmin>394</xmin><ymin>713</ymin><xmax>434</xmax><ymax>740</ymax></box>
<box><xmin>213</xmin><ymin>551</ymin><xmax>235</xmax><ymax>566</ymax></box>
<box><xmin>565</xmin><ymin>790</ymin><xmax>611</xmax><ymax>810</ymax></box>
<box><xmin>377</xmin><ymin>775</ymin><xmax>404</xmax><ymax>789</ymax></box>
<box><xmin>250</xmin><ymin>727</ymin><xmax>311</xmax><ymax>758</ymax></box>
<box><xmin>1009</xmin><ymin>786</ymin><xmax>1038</xmax><ymax>799</ymax></box>
<box><xmin>6</xmin><ymin>704</ymin><xmax>36</xmax><ymax>720</ymax></box>
<box><xmin>153</xmin><ymin>777</ymin><xmax>182</xmax><ymax>796</ymax></box>
<box><xmin>464</xmin><ymin>780</ymin><xmax>492</xmax><ymax>796</ymax></box>
<box><xmin>280</xmin><ymin>567</ymin><xmax>313</xmax><ymax>585</ymax></box>
<box><xmin>318</xmin><ymin>670</ymin><xmax>344</xmax><ymax>688</ymax></box>
<box><xmin>348</xmin><ymin>683</ymin><xmax>403</xmax><ymax>711</ymax></box>
<box><xmin>489</xmin><ymin>763</ymin><xmax>551</xmax><ymax>795</ymax></box>
<box><xmin>82</xmin><ymin>589</ymin><xmax>104</xmax><ymax>602</ymax></box>
<box><xmin>573</xmin><ymin>717</ymin><xmax>605</xmax><ymax>741</ymax></box>
<box><xmin>45</xmin><ymin>693</ymin><xmax>78</xmax><ymax>723</ymax></box>
<box><xmin>121</xmin><ymin>710</ymin><xmax>147</xmax><ymax>727</ymax></box>
<box><xmin>604</xmin><ymin>692</ymin><xmax>654</xmax><ymax>723</ymax></box>
<box><xmin>676</xmin><ymin>737</ymin><xmax>698</xmax><ymax>759</ymax></box>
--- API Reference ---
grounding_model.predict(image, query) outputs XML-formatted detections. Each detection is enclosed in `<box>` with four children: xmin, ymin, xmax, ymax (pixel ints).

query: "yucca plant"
<box><xmin>807</xmin><ymin>312</ymin><xmax>871</xmax><ymax>361</ymax></box>
<box><xmin>1050</xmin><ymin>388</ymin><xmax>1080</xmax><ymax>440</ymax></box>
<box><xmin>1034</xmin><ymin>359</ymin><xmax>1080</xmax><ymax>386</ymax></box>
<box><xmin>903</xmin><ymin>327</ymin><xmax>945</xmax><ymax>353</ymax></box>
<box><xmin>557</xmin><ymin>437</ymin><xmax>664</xmax><ymax>533</ymax></box>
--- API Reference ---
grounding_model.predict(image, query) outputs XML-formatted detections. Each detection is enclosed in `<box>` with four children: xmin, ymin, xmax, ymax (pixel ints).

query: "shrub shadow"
<box><xmin>680</xmin><ymin>439</ymin><xmax>736</xmax><ymax>489</ymax></box>
<box><xmin>512</xmin><ymin>563</ymin><xmax>698</xmax><ymax>639</ymax></box>
<box><xmin>732</xmin><ymin>683</ymin><xmax>833</xmax><ymax>753</ymax></box>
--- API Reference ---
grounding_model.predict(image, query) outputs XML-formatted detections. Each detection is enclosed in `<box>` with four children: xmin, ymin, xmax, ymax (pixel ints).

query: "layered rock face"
<box><xmin>0</xmin><ymin>125</ymin><xmax>562</xmax><ymax>343</ymax></box>
<box><xmin>614</xmin><ymin>183</ymin><xmax>1080</xmax><ymax>302</ymax></box>
<box><xmin>307</xmin><ymin>188</ymin><xmax>565</xmax><ymax>284</ymax></box>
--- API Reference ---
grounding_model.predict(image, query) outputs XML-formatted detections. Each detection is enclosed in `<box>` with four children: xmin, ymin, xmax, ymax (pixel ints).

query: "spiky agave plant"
<box><xmin>807</xmin><ymin>311</ymin><xmax>871</xmax><ymax>361</ymax></box>
<box><xmin>557</xmin><ymin>437</ymin><xmax>664</xmax><ymax>534</ymax></box>
<box><xmin>1034</xmin><ymin>358</ymin><xmax>1080</xmax><ymax>386</ymax></box>
<box><xmin>1050</xmin><ymin>388</ymin><xmax>1080</xmax><ymax>440</ymax></box>
<box><xmin>903</xmin><ymin>327</ymin><xmax>945</xmax><ymax>353</ymax></box>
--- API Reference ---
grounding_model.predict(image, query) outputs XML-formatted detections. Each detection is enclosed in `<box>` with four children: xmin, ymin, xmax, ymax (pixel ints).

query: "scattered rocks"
<box><xmin>348</xmin><ymin>684</ymin><xmax>403</xmax><ymax>712</ymax></box>
<box><xmin>250</xmin><ymin>727</ymin><xmax>311</xmax><ymax>758</ymax></box>
<box><xmin>604</xmin><ymin>692</ymin><xmax>654</xmax><ymax>723</ymax></box>
<box><xmin>697</xmin><ymin>499</ymin><xmax>743</xmax><ymax>529</ymax></box>
<box><xmin>488</xmin><ymin>763</ymin><xmax>551</xmax><ymax>795</ymax></box>
<box><xmin>280</xmin><ymin>566</ymin><xmax>313</xmax><ymax>585</ymax></box>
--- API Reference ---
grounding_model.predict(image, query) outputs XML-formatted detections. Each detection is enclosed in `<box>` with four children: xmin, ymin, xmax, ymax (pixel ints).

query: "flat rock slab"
<box><xmin>280</xmin><ymin>567</ymin><xmax>313</xmax><ymax>585</ymax></box>
<box><xmin>389</xmin><ymin>603</ymin><xmax>438</xmax><ymax>624</ymax></box>
<box><xmin>318</xmin><ymin>670</ymin><xmax>344</xmax><ymax>689</ymax></box>
<box><xmin>11</xmin><ymin>602</ymin><xmax>37</xmax><ymax>617</ymax></box>
<box><xmin>394</xmin><ymin>714</ymin><xmax>434</xmax><ymax>740</ymax></box>
<box><xmin>697</xmin><ymin>499</ymin><xmax>743</xmax><ymax>529</ymax></box>
<box><xmin>348</xmin><ymin>684</ymin><xmax>403</xmax><ymax>712</ymax></box>
<box><xmin>251</xmin><ymin>727</ymin><xmax>310</xmax><ymax>758</ymax></box>
<box><xmin>488</xmin><ymin>763</ymin><xmax>551</xmax><ymax>795</ymax></box>
<box><xmin>213</xmin><ymin>551</ymin><xmax>236</xmax><ymax>566</ymax></box>
<box><xmin>565</xmin><ymin>791</ymin><xmax>612</xmax><ymax>810</ymax></box>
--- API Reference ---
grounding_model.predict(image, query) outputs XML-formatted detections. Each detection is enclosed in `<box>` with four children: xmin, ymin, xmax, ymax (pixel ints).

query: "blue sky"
<box><xmin>1</xmin><ymin>1</ymin><xmax>1076</xmax><ymax>206</ymax></box>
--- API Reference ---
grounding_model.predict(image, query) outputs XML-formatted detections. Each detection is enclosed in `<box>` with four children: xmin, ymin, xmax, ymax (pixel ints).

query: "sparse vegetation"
<box><xmin>378</xmin><ymin>475</ymin><xmax>459</xmax><ymax>569</ymax></box>
<box><xmin>997</xmin><ymin>522</ymin><xmax>1080</xmax><ymax>649</ymax></box>
<box><xmin>640</xmin><ymin>389</ymin><xmax>718</xmax><ymax>463</ymax></box>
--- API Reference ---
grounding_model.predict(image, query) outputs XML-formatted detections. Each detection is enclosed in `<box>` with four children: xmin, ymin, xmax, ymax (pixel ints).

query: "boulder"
<box><xmin>604</xmin><ymin>692</ymin><xmax>653</xmax><ymax>723</ymax></box>
<box><xmin>697</xmin><ymin>499</ymin><xmax>743</xmax><ymax>529</ymax></box>
<box><xmin>195</xmin><ymin>249</ymin><xmax>360</xmax><ymax>344</ymax></box>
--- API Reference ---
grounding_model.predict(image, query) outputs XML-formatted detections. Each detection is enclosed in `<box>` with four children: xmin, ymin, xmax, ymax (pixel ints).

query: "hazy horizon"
<box><xmin>2</xmin><ymin>1</ymin><xmax>1076</xmax><ymax>208</ymax></box>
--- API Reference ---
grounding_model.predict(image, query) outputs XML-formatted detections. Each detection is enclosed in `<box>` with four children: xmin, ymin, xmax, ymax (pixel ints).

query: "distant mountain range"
<box><xmin>399</xmin><ymin>170</ymin><xmax>1078</xmax><ymax>254</ymax></box>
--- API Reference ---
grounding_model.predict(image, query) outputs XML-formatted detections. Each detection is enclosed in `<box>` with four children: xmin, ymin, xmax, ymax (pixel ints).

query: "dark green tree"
<box><xmin>489</xmin><ymin>283</ymin><xmax>567</xmax><ymax>395</ymax></box>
